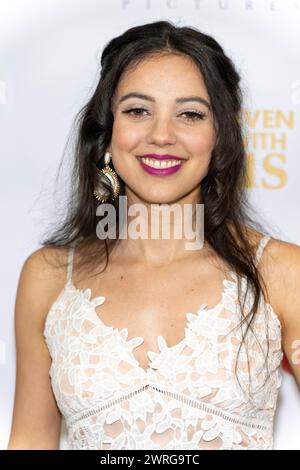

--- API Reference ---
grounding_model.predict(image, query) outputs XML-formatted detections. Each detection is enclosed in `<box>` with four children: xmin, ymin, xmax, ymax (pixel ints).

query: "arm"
<box><xmin>265</xmin><ymin>239</ymin><xmax>300</xmax><ymax>388</ymax></box>
<box><xmin>7</xmin><ymin>247</ymin><xmax>66</xmax><ymax>449</ymax></box>
<box><xmin>279</xmin><ymin>242</ymin><xmax>300</xmax><ymax>388</ymax></box>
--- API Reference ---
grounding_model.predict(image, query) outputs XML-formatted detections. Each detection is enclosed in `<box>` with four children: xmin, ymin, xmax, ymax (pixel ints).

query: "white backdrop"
<box><xmin>1</xmin><ymin>0</ymin><xmax>299</xmax><ymax>450</ymax></box>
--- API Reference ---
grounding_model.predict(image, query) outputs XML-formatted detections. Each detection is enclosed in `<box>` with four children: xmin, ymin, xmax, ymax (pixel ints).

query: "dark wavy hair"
<box><xmin>41</xmin><ymin>20</ymin><xmax>274</xmax><ymax>392</ymax></box>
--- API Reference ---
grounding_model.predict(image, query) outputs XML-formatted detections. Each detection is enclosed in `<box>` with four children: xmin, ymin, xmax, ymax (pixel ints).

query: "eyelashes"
<box><xmin>122</xmin><ymin>107</ymin><xmax>206</xmax><ymax>122</ymax></box>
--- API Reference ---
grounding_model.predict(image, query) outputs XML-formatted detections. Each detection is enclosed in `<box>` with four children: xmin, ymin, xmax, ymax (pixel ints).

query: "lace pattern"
<box><xmin>43</xmin><ymin>235</ymin><xmax>283</xmax><ymax>450</ymax></box>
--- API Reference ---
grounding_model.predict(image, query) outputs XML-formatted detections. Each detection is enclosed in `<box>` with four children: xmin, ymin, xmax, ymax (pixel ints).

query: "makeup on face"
<box><xmin>136</xmin><ymin>154</ymin><xmax>187</xmax><ymax>176</ymax></box>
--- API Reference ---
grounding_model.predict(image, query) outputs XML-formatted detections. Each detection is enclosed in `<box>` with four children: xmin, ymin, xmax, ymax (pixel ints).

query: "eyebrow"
<box><xmin>117</xmin><ymin>92</ymin><xmax>211</xmax><ymax>111</ymax></box>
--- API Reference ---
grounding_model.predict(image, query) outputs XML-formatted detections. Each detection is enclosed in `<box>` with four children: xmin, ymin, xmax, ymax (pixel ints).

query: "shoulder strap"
<box><xmin>254</xmin><ymin>234</ymin><xmax>271</xmax><ymax>267</ymax></box>
<box><xmin>66</xmin><ymin>240</ymin><xmax>77</xmax><ymax>285</ymax></box>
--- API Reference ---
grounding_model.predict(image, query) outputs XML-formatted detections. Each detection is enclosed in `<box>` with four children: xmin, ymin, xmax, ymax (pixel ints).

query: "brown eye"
<box><xmin>122</xmin><ymin>108</ymin><xmax>206</xmax><ymax>121</ymax></box>
<box><xmin>180</xmin><ymin>111</ymin><xmax>206</xmax><ymax>121</ymax></box>
<box><xmin>122</xmin><ymin>107</ymin><xmax>148</xmax><ymax>117</ymax></box>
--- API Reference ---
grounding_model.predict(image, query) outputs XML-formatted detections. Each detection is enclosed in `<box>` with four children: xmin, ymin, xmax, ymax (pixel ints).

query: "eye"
<box><xmin>122</xmin><ymin>107</ymin><xmax>148</xmax><ymax>118</ymax></box>
<box><xmin>180</xmin><ymin>111</ymin><xmax>206</xmax><ymax>121</ymax></box>
<box><xmin>122</xmin><ymin>107</ymin><xmax>206</xmax><ymax>121</ymax></box>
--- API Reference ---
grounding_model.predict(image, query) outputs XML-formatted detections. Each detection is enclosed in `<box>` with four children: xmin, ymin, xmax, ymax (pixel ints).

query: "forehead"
<box><xmin>114</xmin><ymin>53</ymin><xmax>208</xmax><ymax>98</ymax></box>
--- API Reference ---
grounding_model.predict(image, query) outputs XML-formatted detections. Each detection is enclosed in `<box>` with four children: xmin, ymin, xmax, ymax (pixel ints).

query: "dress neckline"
<box><xmin>61</xmin><ymin>271</ymin><xmax>238</xmax><ymax>375</ymax></box>
<box><xmin>45</xmin><ymin>268</ymin><xmax>282</xmax><ymax>377</ymax></box>
<box><xmin>44</xmin><ymin>234</ymin><xmax>282</xmax><ymax>376</ymax></box>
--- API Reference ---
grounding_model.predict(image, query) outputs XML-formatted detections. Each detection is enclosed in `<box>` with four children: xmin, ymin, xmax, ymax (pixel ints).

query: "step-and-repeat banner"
<box><xmin>1</xmin><ymin>0</ymin><xmax>299</xmax><ymax>450</ymax></box>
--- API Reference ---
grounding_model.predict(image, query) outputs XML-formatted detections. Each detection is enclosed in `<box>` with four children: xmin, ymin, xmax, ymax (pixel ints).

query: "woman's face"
<box><xmin>108</xmin><ymin>53</ymin><xmax>216</xmax><ymax>204</ymax></box>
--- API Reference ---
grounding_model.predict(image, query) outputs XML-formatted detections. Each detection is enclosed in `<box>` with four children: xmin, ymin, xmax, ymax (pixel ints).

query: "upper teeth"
<box><xmin>139</xmin><ymin>157</ymin><xmax>182</xmax><ymax>168</ymax></box>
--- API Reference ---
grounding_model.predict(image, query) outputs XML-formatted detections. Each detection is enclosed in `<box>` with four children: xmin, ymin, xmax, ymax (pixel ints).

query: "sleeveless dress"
<box><xmin>43</xmin><ymin>235</ymin><xmax>283</xmax><ymax>450</ymax></box>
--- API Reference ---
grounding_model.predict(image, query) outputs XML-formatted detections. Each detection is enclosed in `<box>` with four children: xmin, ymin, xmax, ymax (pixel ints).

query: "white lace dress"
<box><xmin>43</xmin><ymin>235</ymin><xmax>283</xmax><ymax>450</ymax></box>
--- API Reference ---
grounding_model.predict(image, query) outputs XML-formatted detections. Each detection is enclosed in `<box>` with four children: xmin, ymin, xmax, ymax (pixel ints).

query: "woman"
<box><xmin>7</xmin><ymin>20</ymin><xmax>300</xmax><ymax>450</ymax></box>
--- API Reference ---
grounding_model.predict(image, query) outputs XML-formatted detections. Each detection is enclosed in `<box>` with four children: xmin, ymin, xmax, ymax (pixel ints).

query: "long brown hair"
<box><xmin>41</xmin><ymin>20</ymin><xmax>274</xmax><ymax>392</ymax></box>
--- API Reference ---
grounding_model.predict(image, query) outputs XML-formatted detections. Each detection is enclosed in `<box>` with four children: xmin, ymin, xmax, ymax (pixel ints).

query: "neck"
<box><xmin>111</xmin><ymin>187</ymin><xmax>205</xmax><ymax>267</ymax></box>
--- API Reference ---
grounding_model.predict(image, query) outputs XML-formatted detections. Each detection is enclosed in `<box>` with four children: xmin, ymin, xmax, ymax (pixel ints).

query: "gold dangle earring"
<box><xmin>93</xmin><ymin>151</ymin><xmax>120</xmax><ymax>203</ymax></box>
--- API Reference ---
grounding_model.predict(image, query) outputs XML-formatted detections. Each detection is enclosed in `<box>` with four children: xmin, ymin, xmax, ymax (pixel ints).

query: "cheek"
<box><xmin>181</xmin><ymin>125</ymin><xmax>215</xmax><ymax>156</ymax></box>
<box><xmin>112</xmin><ymin>117</ymin><xmax>141</xmax><ymax>151</ymax></box>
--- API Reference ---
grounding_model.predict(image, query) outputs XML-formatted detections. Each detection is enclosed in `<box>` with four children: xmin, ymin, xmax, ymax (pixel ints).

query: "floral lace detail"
<box><xmin>43</xmin><ymin>235</ymin><xmax>283</xmax><ymax>450</ymax></box>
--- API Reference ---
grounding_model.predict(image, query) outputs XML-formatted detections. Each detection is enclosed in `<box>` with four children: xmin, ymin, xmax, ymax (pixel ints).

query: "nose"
<box><xmin>146</xmin><ymin>114</ymin><xmax>177</xmax><ymax>146</ymax></box>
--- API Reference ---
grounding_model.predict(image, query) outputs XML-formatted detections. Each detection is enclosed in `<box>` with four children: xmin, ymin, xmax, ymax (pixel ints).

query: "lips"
<box><xmin>139</xmin><ymin>154</ymin><xmax>185</xmax><ymax>161</ymax></box>
<box><xmin>137</xmin><ymin>155</ymin><xmax>185</xmax><ymax>176</ymax></box>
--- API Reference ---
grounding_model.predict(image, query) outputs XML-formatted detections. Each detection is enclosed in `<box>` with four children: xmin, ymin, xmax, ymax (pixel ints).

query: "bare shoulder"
<box><xmin>231</xmin><ymin>224</ymin><xmax>300</xmax><ymax>325</ymax></box>
<box><xmin>216</xmin><ymin>224</ymin><xmax>300</xmax><ymax>384</ymax></box>
<box><xmin>17</xmin><ymin>244</ymin><xmax>69</xmax><ymax>327</ymax></box>
<box><xmin>23</xmin><ymin>243</ymin><xmax>69</xmax><ymax>282</ymax></box>
<box><xmin>236</xmin><ymin>223</ymin><xmax>298</xmax><ymax>264</ymax></box>
<box><xmin>254</xmin><ymin>233</ymin><xmax>300</xmax><ymax>328</ymax></box>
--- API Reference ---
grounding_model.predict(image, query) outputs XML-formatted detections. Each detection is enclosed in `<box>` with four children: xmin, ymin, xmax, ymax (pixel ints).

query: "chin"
<box><xmin>142</xmin><ymin>194</ymin><xmax>184</xmax><ymax>205</ymax></box>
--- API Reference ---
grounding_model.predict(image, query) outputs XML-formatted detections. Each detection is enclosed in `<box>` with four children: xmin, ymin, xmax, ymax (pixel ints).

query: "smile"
<box><xmin>137</xmin><ymin>156</ymin><xmax>185</xmax><ymax>176</ymax></box>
